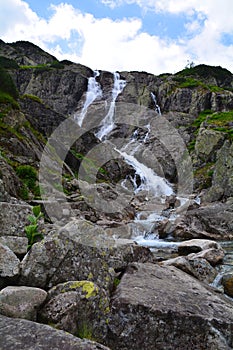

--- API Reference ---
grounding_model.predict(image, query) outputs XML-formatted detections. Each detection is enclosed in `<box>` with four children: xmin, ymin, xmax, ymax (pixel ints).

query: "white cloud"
<box><xmin>0</xmin><ymin>0</ymin><xmax>233</xmax><ymax>74</ymax></box>
<box><xmin>100</xmin><ymin>1</ymin><xmax>233</xmax><ymax>72</ymax></box>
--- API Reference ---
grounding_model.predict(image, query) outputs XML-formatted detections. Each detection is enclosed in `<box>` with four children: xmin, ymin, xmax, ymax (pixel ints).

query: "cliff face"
<box><xmin>0</xmin><ymin>39</ymin><xmax>233</xmax><ymax>202</ymax></box>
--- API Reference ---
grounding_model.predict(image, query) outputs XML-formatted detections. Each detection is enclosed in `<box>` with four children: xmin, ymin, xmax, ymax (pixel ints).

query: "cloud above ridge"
<box><xmin>0</xmin><ymin>0</ymin><xmax>233</xmax><ymax>74</ymax></box>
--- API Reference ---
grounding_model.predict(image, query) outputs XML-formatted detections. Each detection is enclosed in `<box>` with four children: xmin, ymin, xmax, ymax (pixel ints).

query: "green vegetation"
<box><xmin>192</xmin><ymin>110</ymin><xmax>233</xmax><ymax>140</ymax></box>
<box><xmin>192</xmin><ymin>110</ymin><xmax>213</xmax><ymax>128</ymax></box>
<box><xmin>77</xmin><ymin>322</ymin><xmax>93</xmax><ymax>340</ymax></box>
<box><xmin>187</xmin><ymin>139</ymin><xmax>196</xmax><ymax>152</ymax></box>
<box><xmin>113</xmin><ymin>277</ymin><xmax>121</xmax><ymax>288</ymax></box>
<box><xmin>0</xmin><ymin>56</ymin><xmax>19</xmax><ymax>108</ymax></box>
<box><xmin>176</xmin><ymin>64</ymin><xmax>232</xmax><ymax>82</ymax></box>
<box><xmin>0</xmin><ymin>56</ymin><xmax>19</xmax><ymax>69</ymax></box>
<box><xmin>19</xmin><ymin>64</ymin><xmax>46</xmax><ymax>69</ymax></box>
<box><xmin>194</xmin><ymin>163</ymin><xmax>215</xmax><ymax>189</ymax></box>
<box><xmin>174</xmin><ymin>64</ymin><xmax>233</xmax><ymax>91</ymax></box>
<box><xmin>207</xmin><ymin>111</ymin><xmax>233</xmax><ymax>139</ymax></box>
<box><xmin>71</xmin><ymin>149</ymin><xmax>108</xmax><ymax>179</ymax></box>
<box><xmin>188</xmin><ymin>109</ymin><xmax>233</xmax><ymax>152</ymax></box>
<box><xmin>0</xmin><ymin>66</ymin><xmax>19</xmax><ymax>107</ymax></box>
<box><xmin>19</xmin><ymin>184</ymin><xmax>29</xmax><ymax>200</ymax></box>
<box><xmin>207</xmin><ymin>85</ymin><xmax>224</xmax><ymax>93</ymax></box>
<box><xmin>25</xmin><ymin>205</ymin><xmax>44</xmax><ymax>250</ymax></box>
<box><xmin>16</xmin><ymin>165</ymin><xmax>40</xmax><ymax>198</ymax></box>
<box><xmin>50</xmin><ymin>60</ymin><xmax>64</xmax><ymax>69</ymax></box>
<box><xmin>0</xmin><ymin>119</ymin><xmax>24</xmax><ymax>140</ymax></box>
<box><xmin>21</xmin><ymin>94</ymin><xmax>42</xmax><ymax>104</ymax></box>
<box><xmin>176</xmin><ymin>77</ymin><xmax>202</xmax><ymax>89</ymax></box>
<box><xmin>0</xmin><ymin>91</ymin><xmax>19</xmax><ymax>109</ymax></box>
<box><xmin>173</xmin><ymin>76</ymin><xmax>225</xmax><ymax>92</ymax></box>
<box><xmin>20</xmin><ymin>60</ymin><xmax>64</xmax><ymax>71</ymax></box>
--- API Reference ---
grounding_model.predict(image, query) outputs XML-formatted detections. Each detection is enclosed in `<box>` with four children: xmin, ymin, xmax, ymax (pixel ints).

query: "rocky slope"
<box><xmin>0</xmin><ymin>39</ymin><xmax>233</xmax><ymax>349</ymax></box>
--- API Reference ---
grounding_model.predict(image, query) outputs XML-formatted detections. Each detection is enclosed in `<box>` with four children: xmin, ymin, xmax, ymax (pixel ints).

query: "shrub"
<box><xmin>0</xmin><ymin>56</ymin><xmax>19</xmax><ymax>69</ymax></box>
<box><xmin>0</xmin><ymin>67</ymin><xmax>19</xmax><ymax>99</ymax></box>
<box><xmin>0</xmin><ymin>91</ymin><xmax>19</xmax><ymax>109</ymax></box>
<box><xmin>16</xmin><ymin>165</ymin><xmax>40</xmax><ymax>197</ymax></box>
<box><xmin>21</xmin><ymin>94</ymin><xmax>42</xmax><ymax>103</ymax></box>
<box><xmin>50</xmin><ymin>60</ymin><xmax>64</xmax><ymax>69</ymax></box>
<box><xmin>25</xmin><ymin>205</ymin><xmax>44</xmax><ymax>250</ymax></box>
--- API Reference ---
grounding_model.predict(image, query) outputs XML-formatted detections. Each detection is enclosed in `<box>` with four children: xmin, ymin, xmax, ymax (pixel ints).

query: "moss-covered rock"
<box><xmin>205</xmin><ymin>140</ymin><xmax>233</xmax><ymax>201</ymax></box>
<box><xmin>195</xmin><ymin>127</ymin><xmax>226</xmax><ymax>162</ymax></box>
<box><xmin>39</xmin><ymin>280</ymin><xmax>109</xmax><ymax>342</ymax></box>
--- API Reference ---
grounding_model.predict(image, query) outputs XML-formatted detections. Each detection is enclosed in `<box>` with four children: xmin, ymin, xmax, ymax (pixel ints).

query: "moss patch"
<box><xmin>67</xmin><ymin>281</ymin><xmax>98</xmax><ymax>299</ymax></box>
<box><xmin>76</xmin><ymin>322</ymin><xmax>93</xmax><ymax>340</ymax></box>
<box><xmin>194</xmin><ymin>162</ymin><xmax>215</xmax><ymax>189</ymax></box>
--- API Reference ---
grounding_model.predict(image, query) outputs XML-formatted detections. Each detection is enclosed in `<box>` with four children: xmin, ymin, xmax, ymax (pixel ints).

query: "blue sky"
<box><xmin>0</xmin><ymin>0</ymin><xmax>233</xmax><ymax>74</ymax></box>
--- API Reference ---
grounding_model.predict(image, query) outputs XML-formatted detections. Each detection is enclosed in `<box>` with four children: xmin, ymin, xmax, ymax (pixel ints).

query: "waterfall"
<box><xmin>74</xmin><ymin>71</ymin><xmax>186</xmax><ymax>248</ymax></box>
<box><xmin>151</xmin><ymin>92</ymin><xmax>161</xmax><ymax>115</ymax></box>
<box><xmin>118</xmin><ymin>150</ymin><xmax>173</xmax><ymax>197</ymax></box>
<box><xmin>75</xmin><ymin>70</ymin><xmax>102</xmax><ymax>126</ymax></box>
<box><xmin>95</xmin><ymin>72</ymin><xmax>126</xmax><ymax>140</ymax></box>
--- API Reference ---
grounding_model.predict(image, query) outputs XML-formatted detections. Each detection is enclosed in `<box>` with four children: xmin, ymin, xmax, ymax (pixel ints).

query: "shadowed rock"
<box><xmin>0</xmin><ymin>315</ymin><xmax>110</xmax><ymax>350</ymax></box>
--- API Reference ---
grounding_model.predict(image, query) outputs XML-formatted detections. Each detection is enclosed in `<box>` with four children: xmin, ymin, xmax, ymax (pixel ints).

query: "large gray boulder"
<box><xmin>161</xmin><ymin>255</ymin><xmax>217</xmax><ymax>283</ymax></box>
<box><xmin>39</xmin><ymin>280</ymin><xmax>109</xmax><ymax>342</ymax></box>
<box><xmin>20</xmin><ymin>220</ymin><xmax>152</xmax><ymax>290</ymax></box>
<box><xmin>195</xmin><ymin>127</ymin><xmax>226</xmax><ymax>162</ymax></box>
<box><xmin>173</xmin><ymin>201</ymin><xmax>233</xmax><ymax>240</ymax></box>
<box><xmin>205</xmin><ymin>141</ymin><xmax>233</xmax><ymax>201</ymax></box>
<box><xmin>0</xmin><ymin>202</ymin><xmax>32</xmax><ymax>255</ymax></box>
<box><xmin>0</xmin><ymin>202</ymin><xmax>32</xmax><ymax>237</ymax></box>
<box><xmin>0</xmin><ymin>244</ymin><xmax>20</xmax><ymax>286</ymax></box>
<box><xmin>0</xmin><ymin>286</ymin><xmax>47</xmax><ymax>321</ymax></box>
<box><xmin>177</xmin><ymin>239</ymin><xmax>223</xmax><ymax>255</ymax></box>
<box><xmin>107</xmin><ymin>263</ymin><xmax>233</xmax><ymax>350</ymax></box>
<box><xmin>0</xmin><ymin>315</ymin><xmax>110</xmax><ymax>350</ymax></box>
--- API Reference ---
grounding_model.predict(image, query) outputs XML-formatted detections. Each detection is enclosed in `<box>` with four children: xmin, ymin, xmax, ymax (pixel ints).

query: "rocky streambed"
<box><xmin>0</xmin><ymin>183</ymin><xmax>233</xmax><ymax>349</ymax></box>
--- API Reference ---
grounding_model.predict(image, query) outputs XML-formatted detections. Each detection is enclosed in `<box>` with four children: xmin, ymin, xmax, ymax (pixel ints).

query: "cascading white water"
<box><xmin>95</xmin><ymin>72</ymin><xmax>126</xmax><ymax>140</ymax></box>
<box><xmin>118</xmin><ymin>150</ymin><xmax>173</xmax><ymax>197</ymax></box>
<box><xmin>75</xmin><ymin>70</ymin><xmax>102</xmax><ymax>126</ymax></box>
<box><xmin>75</xmin><ymin>72</ymin><xmax>185</xmax><ymax>248</ymax></box>
<box><xmin>151</xmin><ymin>92</ymin><xmax>161</xmax><ymax>115</ymax></box>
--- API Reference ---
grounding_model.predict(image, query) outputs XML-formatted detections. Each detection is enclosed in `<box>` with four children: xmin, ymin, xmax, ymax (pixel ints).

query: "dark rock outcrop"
<box><xmin>15</xmin><ymin>64</ymin><xmax>91</xmax><ymax>115</ymax></box>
